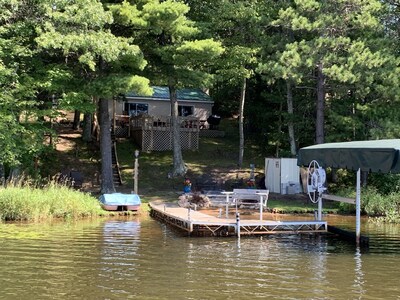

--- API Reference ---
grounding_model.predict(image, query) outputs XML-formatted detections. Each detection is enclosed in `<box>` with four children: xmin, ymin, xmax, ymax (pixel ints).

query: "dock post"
<box><xmin>188</xmin><ymin>208</ymin><xmax>191</xmax><ymax>221</ymax></box>
<box><xmin>218</xmin><ymin>208</ymin><xmax>222</xmax><ymax>218</ymax></box>
<box><xmin>256</xmin><ymin>192</ymin><xmax>268</xmax><ymax>221</ymax></box>
<box><xmin>164</xmin><ymin>205</ymin><xmax>166</xmax><ymax>212</ymax></box>
<box><xmin>236</xmin><ymin>212</ymin><xmax>241</xmax><ymax>238</ymax></box>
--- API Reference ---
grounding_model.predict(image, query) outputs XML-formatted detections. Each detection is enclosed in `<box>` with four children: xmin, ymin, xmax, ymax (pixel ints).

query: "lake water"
<box><xmin>0</xmin><ymin>212</ymin><xmax>399</xmax><ymax>299</ymax></box>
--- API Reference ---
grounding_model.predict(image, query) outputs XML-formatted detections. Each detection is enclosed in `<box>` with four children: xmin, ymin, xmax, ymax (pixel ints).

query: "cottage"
<box><xmin>115</xmin><ymin>86</ymin><xmax>214</xmax><ymax>120</ymax></box>
<box><xmin>111</xmin><ymin>86</ymin><xmax>222</xmax><ymax>151</ymax></box>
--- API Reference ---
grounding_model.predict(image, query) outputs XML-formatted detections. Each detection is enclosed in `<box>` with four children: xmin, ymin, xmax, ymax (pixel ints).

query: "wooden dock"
<box><xmin>149</xmin><ymin>201</ymin><xmax>327</xmax><ymax>237</ymax></box>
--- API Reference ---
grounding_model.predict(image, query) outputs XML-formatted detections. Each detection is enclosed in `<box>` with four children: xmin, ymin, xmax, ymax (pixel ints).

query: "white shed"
<box><xmin>265</xmin><ymin>158</ymin><xmax>301</xmax><ymax>194</ymax></box>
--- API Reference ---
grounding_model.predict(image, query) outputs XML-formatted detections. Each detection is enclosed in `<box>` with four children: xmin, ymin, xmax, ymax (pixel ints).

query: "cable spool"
<box><xmin>307</xmin><ymin>160</ymin><xmax>327</xmax><ymax>203</ymax></box>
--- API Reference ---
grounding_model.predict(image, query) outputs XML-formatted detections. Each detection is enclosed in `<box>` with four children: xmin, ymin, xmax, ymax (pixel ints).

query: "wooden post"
<box><xmin>113</xmin><ymin>99</ymin><xmax>116</xmax><ymax>135</ymax></box>
<box><xmin>134</xmin><ymin>150</ymin><xmax>139</xmax><ymax>194</ymax></box>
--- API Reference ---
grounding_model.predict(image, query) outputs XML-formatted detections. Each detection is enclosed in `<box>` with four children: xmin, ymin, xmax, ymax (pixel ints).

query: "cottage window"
<box><xmin>124</xmin><ymin>103</ymin><xmax>148</xmax><ymax>116</ymax></box>
<box><xmin>178</xmin><ymin>105</ymin><xmax>194</xmax><ymax>117</ymax></box>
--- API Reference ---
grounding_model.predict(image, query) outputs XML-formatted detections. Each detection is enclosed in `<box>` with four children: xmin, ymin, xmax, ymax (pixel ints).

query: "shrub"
<box><xmin>368</xmin><ymin>173</ymin><xmax>400</xmax><ymax>195</ymax></box>
<box><xmin>335</xmin><ymin>187</ymin><xmax>400</xmax><ymax>222</ymax></box>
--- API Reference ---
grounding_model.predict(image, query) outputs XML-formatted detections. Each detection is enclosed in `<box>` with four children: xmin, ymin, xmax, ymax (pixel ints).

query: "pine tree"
<box><xmin>267</xmin><ymin>0</ymin><xmax>397</xmax><ymax>144</ymax></box>
<box><xmin>111</xmin><ymin>0</ymin><xmax>223</xmax><ymax>176</ymax></box>
<box><xmin>36</xmin><ymin>0</ymin><xmax>150</xmax><ymax>193</ymax></box>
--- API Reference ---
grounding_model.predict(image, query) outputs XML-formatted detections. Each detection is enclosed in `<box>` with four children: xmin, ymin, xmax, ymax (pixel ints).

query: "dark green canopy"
<box><xmin>297</xmin><ymin>139</ymin><xmax>400</xmax><ymax>173</ymax></box>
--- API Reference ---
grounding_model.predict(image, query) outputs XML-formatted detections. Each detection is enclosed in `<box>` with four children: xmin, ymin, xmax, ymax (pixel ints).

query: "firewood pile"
<box><xmin>178</xmin><ymin>193</ymin><xmax>211</xmax><ymax>209</ymax></box>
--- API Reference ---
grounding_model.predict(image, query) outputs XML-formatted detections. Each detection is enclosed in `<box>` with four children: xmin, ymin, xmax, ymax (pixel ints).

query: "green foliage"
<box><xmin>261</xmin><ymin>0</ymin><xmax>400</xmax><ymax>145</ymax></box>
<box><xmin>368</xmin><ymin>173</ymin><xmax>400</xmax><ymax>195</ymax></box>
<box><xmin>0</xmin><ymin>182</ymin><xmax>105</xmax><ymax>222</ymax></box>
<box><xmin>0</xmin><ymin>0</ymin><xmax>56</xmax><ymax>169</ymax></box>
<box><xmin>0</xmin><ymin>0</ymin><xmax>399</xmax><ymax>183</ymax></box>
<box><xmin>332</xmin><ymin>186</ymin><xmax>400</xmax><ymax>223</ymax></box>
<box><xmin>361</xmin><ymin>188</ymin><xmax>400</xmax><ymax>222</ymax></box>
<box><xmin>37</xmin><ymin>0</ymin><xmax>150</xmax><ymax>97</ymax></box>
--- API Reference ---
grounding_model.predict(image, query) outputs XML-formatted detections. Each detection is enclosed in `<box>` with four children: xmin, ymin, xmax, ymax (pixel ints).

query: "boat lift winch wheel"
<box><xmin>307</xmin><ymin>160</ymin><xmax>327</xmax><ymax>203</ymax></box>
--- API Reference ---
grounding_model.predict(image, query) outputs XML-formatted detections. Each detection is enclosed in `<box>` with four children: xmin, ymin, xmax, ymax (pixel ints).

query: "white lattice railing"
<box><xmin>129</xmin><ymin>115</ymin><xmax>200</xmax><ymax>151</ymax></box>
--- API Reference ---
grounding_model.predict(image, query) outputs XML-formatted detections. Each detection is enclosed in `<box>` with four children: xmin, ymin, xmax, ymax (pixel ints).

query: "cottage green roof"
<box><xmin>125</xmin><ymin>86</ymin><xmax>212</xmax><ymax>102</ymax></box>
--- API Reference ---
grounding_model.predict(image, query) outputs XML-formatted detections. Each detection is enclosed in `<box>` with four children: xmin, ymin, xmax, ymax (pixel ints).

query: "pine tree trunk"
<box><xmin>316</xmin><ymin>63</ymin><xmax>325</xmax><ymax>144</ymax></box>
<box><xmin>0</xmin><ymin>163</ymin><xmax>5</xmax><ymax>185</ymax></box>
<box><xmin>238</xmin><ymin>77</ymin><xmax>246</xmax><ymax>168</ymax></box>
<box><xmin>82</xmin><ymin>113</ymin><xmax>92</xmax><ymax>142</ymax></box>
<box><xmin>276</xmin><ymin>100</ymin><xmax>283</xmax><ymax>157</ymax></box>
<box><xmin>73</xmin><ymin>110</ymin><xmax>80</xmax><ymax>130</ymax></box>
<box><xmin>99</xmin><ymin>98</ymin><xmax>115</xmax><ymax>194</ymax></box>
<box><xmin>169</xmin><ymin>84</ymin><xmax>186</xmax><ymax>176</ymax></box>
<box><xmin>286</xmin><ymin>80</ymin><xmax>297</xmax><ymax>156</ymax></box>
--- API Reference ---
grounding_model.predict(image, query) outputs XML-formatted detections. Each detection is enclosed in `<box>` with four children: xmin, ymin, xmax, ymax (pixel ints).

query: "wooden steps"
<box><xmin>111</xmin><ymin>137</ymin><xmax>123</xmax><ymax>186</ymax></box>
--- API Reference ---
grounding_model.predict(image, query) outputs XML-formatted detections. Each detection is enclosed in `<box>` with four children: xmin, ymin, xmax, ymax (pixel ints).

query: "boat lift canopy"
<box><xmin>297</xmin><ymin>139</ymin><xmax>400</xmax><ymax>244</ymax></box>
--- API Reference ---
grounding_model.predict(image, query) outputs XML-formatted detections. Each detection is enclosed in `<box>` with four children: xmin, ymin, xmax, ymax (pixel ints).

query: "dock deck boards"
<box><xmin>149</xmin><ymin>201</ymin><xmax>327</xmax><ymax>237</ymax></box>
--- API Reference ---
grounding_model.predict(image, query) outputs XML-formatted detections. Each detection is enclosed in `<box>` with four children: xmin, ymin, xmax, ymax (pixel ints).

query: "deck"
<box><xmin>149</xmin><ymin>201</ymin><xmax>327</xmax><ymax>237</ymax></box>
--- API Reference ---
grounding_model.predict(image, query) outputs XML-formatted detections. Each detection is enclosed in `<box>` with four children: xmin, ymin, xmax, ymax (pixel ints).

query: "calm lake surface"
<box><xmin>1</xmin><ymin>212</ymin><xmax>399</xmax><ymax>300</ymax></box>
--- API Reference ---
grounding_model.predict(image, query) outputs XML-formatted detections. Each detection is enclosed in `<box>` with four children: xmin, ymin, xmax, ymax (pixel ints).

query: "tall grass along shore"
<box><xmin>0</xmin><ymin>182</ymin><xmax>105</xmax><ymax>222</ymax></box>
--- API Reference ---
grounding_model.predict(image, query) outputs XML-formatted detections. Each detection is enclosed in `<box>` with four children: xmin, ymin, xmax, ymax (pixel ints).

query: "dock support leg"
<box><xmin>236</xmin><ymin>212</ymin><xmax>240</xmax><ymax>238</ymax></box>
<box><xmin>356</xmin><ymin>168</ymin><xmax>361</xmax><ymax>245</ymax></box>
<box><xmin>318</xmin><ymin>198</ymin><xmax>322</xmax><ymax>221</ymax></box>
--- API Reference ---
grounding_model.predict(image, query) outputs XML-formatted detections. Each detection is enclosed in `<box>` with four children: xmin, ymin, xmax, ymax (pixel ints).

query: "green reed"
<box><xmin>0</xmin><ymin>181</ymin><xmax>105</xmax><ymax>222</ymax></box>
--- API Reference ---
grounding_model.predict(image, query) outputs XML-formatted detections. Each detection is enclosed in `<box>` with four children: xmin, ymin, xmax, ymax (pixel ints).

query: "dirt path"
<box><xmin>54</xmin><ymin>125</ymin><xmax>101</xmax><ymax>193</ymax></box>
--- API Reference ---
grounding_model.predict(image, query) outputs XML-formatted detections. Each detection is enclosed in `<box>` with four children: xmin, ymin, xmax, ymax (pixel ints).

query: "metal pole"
<box><xmin>356</xmin><ymin>168</ymin><xmax>361</xmax><ymax>245</ymax></box>
<box><xmin>318</xmin><ymin>198</ymin><xmax>323</xmax><ymax>220</ymax></box>
<box><xmin>236</xmin><ymin>212</ymin><xmax>241</xmax><ymax>238</ymax></box>
<box><xmin>259</xmin><ymin>195</ymin><xmax>263</xmax><ymax>221</ymax></box>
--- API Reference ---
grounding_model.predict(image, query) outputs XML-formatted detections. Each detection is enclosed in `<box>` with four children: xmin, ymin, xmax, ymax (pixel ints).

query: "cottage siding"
<box><xmin>192</xmin><ymin>102</ymin><xmax>212</xmax><ymax>121</ymax></box>
<box><xmin>112</xmin><ymin>98</ymin><xmax>212</xmax><ymax>120</ymax></box>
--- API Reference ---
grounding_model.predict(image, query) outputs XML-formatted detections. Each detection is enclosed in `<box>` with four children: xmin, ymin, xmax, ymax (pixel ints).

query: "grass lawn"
<box><xmin>114</xmin><ymin>118</ymin><xmax>342</xmax><ymax>214</ymax></box>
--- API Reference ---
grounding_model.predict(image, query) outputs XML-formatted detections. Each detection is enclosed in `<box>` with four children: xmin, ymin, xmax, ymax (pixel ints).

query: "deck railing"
<box><xmin>129</xmin><ymin>115</ymin><xmax>200</xmax><ymax>131</ymax></box>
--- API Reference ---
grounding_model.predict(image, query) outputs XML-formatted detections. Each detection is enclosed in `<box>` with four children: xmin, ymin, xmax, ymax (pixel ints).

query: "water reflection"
<box><xmin>353</xmin><ymin>247</ymin><xmax>365</xmax><ymax>299</ymax></box>
<box><xmin>97</xmin><ymin>220</ymin><xmax>142</xmax><ymax>298</ymax></box>
<box><xmin>0</xmin><ymin>215</ymin><xmax>400</xmax><ymax>299</ymax></box>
